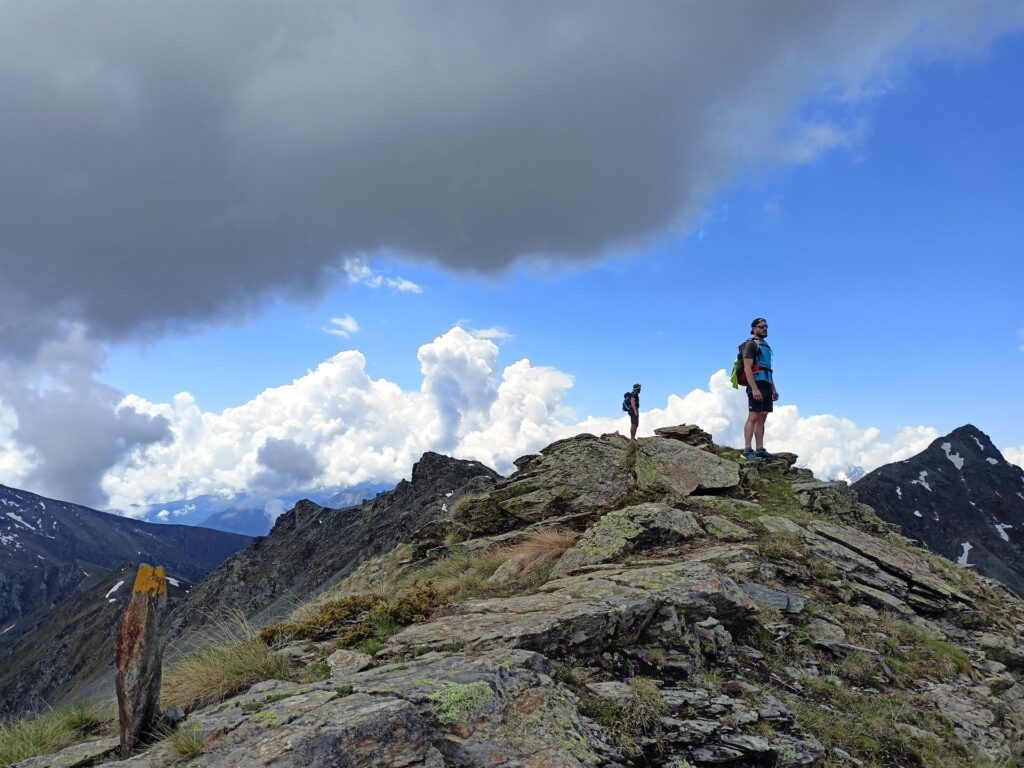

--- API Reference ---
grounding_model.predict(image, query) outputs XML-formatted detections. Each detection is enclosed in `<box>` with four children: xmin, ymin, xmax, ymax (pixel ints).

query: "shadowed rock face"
<box><xmin>854</xmin><ymin>424</ymin><xmax>1024</xmax><ymax>596</ymax></box>
<box><xmin>166</xmin><ymin>452</ymin><xmax>501</xmax><ymax>642</ymax></box>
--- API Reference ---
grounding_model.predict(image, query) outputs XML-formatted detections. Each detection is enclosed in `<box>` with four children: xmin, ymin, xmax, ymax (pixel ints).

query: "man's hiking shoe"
<box><xmin>742</xmin><ymin>448</ymin><xmax>762</xmax><ymax>462</ymax></box>
<box><xmin>754</xmin><ymin>448</ymin><xmax>778</xmax><ymax>459</ymax></box>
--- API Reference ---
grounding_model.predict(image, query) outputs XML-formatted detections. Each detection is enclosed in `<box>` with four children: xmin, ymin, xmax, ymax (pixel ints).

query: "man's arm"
<box><xmin>742</xmin><ymin>344</ymin><xmax>761</xmax><ymax>401</ymax></box>
<box><xmin>630</xmin><ymin>394</ymin><xmax>639</xmax><ymax>414</ymax></box>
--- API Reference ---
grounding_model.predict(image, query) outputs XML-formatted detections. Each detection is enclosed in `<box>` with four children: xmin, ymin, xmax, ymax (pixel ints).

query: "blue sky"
<box><xmin>1</xmin><ymin>3</ymin><xmax>1022</xmax><ymax>513</ymax></box>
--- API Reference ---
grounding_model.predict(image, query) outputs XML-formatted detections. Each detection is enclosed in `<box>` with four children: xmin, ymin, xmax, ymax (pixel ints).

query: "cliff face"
<box><xmin>0</xmin><ymin>484</ymin><xmax>249</xmax><ymax>644</ymax></box>
<box><xmin>854</xmin><ymin>424</ymin><xmax>1024</xmax><ymax>596</ymax></box>
<box><xmin>18</xmin><ymin>428</ymin><xmax>1024</xmax><ymax>768</ymax></box>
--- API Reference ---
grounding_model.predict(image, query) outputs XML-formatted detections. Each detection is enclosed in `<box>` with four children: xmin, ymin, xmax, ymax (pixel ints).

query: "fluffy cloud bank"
<box><xmin>2</xmin><ymin>2</ymin><xmax>1022</xmax><ymax>354</ymax></box>
<box><xmin>95</xmin><ymin>326</ymin><xmax>947</xmax><ymax>516</ymax></box>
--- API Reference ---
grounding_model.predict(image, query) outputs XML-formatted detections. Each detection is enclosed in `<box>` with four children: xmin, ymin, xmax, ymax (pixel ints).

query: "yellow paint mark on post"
<box><xmin>132</xmin><ymin>564</ymin><xmax>167</xmax><ymax>597</ymax></box>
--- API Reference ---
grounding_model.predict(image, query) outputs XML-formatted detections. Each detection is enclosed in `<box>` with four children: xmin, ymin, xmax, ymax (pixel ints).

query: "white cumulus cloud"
<box><xmin>1003</xmin><ymin>445</ymin><xmax>1024</xmax><ymax>470</ymax></box>
<box><xmin>101</xmin><ymin>326</ymin><xmax>947</xmax><ymax>516</ymax></box>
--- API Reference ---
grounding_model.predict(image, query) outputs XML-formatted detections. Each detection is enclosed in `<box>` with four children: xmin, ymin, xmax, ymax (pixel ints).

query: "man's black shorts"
<box><xmin>629</xmin><ymin>411</ymin><xmax>639</xmax><ymax>426</ymax></box>
<box><xmin>747</xmin><ymin>380</ymin><xmax>774</xmax><ymax>413</ymax></box>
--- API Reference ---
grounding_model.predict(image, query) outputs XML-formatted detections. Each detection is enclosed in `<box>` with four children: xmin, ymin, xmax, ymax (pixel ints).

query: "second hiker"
<box><xmin>741</xmin><ymin>318</ymin><xmax>778</xmax><ymax>461</ymax></box>
<box><xmin>623</xmin><ymin>383</ymin><xmax>641</xmax><ymax>442</ymax></box>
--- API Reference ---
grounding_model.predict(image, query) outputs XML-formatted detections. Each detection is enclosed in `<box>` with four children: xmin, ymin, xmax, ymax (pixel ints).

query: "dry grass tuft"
<box><xmin>447</xmin><ymin>492</ymin><xmax>490</xmax><ymax>520</ymax></box>
<box><xmin>163</xmin><ymin>613</ymin><xmax>290</xmax><ymax>712</ymax></box>
<box><xmin>165</xmin><ymin>723</ymin><xmax>207</xmax><ymax>759</ymax></box>
<box><xmin>0</xmin><ymin>702</ymin><xmax>108</xmax><ymax>766</ymax></box>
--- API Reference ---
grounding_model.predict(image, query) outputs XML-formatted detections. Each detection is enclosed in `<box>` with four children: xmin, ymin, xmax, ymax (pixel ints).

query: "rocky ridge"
<box><xmin>20</xmin><ymin>427</ymin><xmax>1024</xmax><ymax>767</ymax></box>
<box><xmin>854</xmin><ymin>424</ymin><xmax>1024</xmax><ymax>596</ymax></box>
<box><xmin>165</xmin><ymin>452</ymin><xmax>501</xmax><ymax>643</ymax></box>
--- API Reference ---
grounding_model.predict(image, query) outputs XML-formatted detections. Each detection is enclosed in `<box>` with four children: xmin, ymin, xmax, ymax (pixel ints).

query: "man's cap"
<box><xmin>633</xmin><ymin>383</ymin><xmax>642</xmax><ymax>390</ymax></box>
<box><xmin>751</xmin><ymin>317</ymin><xmax>767</xmax><ymax>329</ymax></box>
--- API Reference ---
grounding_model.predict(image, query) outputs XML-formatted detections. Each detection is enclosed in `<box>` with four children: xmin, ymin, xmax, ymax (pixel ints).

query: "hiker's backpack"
<box><xmin>622</xmin><ymin>391</ymin><xmax>634</xmax><ymax>412</ymax></box>
<box><xmin>729</xmin><ymin>339</ymin><xmax>762</xmax><ymax>389</ymax></box>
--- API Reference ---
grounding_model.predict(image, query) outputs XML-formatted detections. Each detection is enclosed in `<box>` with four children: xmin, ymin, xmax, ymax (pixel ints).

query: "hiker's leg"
<box><xmin>630</xmin><ymin>415</ymin><xmax>638</xmax><ymax>441</ymax></box>
<box><xmin>754</xmin><ymin>413</ymin><xmax>768</xmax><ymax>450</ymax></box>
<box><xmin>744</xmin><ymin>412</ymin><xmax>757</xmax><ymax>449</ymax></box>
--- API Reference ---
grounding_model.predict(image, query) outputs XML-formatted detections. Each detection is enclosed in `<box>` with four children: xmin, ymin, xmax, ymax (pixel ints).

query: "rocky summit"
<box><xmin>854</xmin><ymin>424</ymin><xmax>1024</xmax><ymax>596</ymax></box>
<box><xmin>14</xmin><ymin>427</ymin><xmax>1024</xmax><ymax>768</ymax></box>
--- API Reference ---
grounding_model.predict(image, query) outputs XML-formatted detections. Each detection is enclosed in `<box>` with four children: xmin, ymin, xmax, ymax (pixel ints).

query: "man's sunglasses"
<box><xmin>754</xmin><ymin>324</ymin><xmax>768</xmax><ymax>329</ymax></box>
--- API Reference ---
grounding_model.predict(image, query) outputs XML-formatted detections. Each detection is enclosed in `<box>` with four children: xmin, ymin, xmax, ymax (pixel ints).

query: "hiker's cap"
<box><xmin>633</xmin><ymin>383</ymin><xmax>642</xmax><ymax>390</ymax></box>
<box><xmin>751</xmin><ymin>317</ymin><xmax>767</xmax><ymax>329</ymax></box>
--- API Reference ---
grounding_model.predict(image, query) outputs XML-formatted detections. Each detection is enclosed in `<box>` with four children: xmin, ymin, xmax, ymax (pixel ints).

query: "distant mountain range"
<box><xmin>854</xmin><ymin>424</ymin><xmax>1024</xmax><ymax>595</ymax></box>
<box><xmin>137</xmin><ymin>483</ymin><xmax>391</xmax><ymax>536</ymax></box>
<box><xmin>0</xmin><ymin>484</ymin><xmax>249</xmax><ymax>645</ymax></box>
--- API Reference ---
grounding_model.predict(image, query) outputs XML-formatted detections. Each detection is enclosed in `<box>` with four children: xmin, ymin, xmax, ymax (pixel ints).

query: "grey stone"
<box><xmin>634</xmin><ymin>437</ymin><xmax>741</xmax><ymax>497</ymax></box>
<box><xmin>741</xmin><ymin>583</ymin><xmax>806</xmax><ymax>614</ymax></box>
<box><xmin>11</xmin><ymin>736</ymin><xmax>120</xmax><ymax>768</ymax></box>
<box><xmin>551</xmin><ymin>502</ymin><xmax>704</xmax><ymax>577</ymax></box>
<box><xmin>702</xmin><ymin>515</ymin><xmax>753</xmax><ymax>541</ymax></box>
<box><xmin>325</xmin><ymin>648</ymin><xmax>373</xmax><ymax>676</ymax></box>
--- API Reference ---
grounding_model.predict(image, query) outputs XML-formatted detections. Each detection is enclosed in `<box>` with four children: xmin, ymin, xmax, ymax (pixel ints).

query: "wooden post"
<box><xmin>115</xmin><ymin>563</ymin><xmax>168</xmax><ymax>755</ymax></box>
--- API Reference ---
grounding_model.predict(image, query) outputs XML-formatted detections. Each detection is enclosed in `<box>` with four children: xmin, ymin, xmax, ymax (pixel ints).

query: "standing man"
<box><xmin>623</xmin><ymin>383</ymin><xmax>641</xmax><ymax>442</ymax></box>
<box><xmin>742</xmin><ymin>318</ymin><xmax>779</xmax><ymax>461</ymax></box>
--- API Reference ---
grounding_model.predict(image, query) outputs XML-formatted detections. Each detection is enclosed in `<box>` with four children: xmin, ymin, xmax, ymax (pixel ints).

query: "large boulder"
<box><xmin>551</xmin><ymin>502</ymin><xmax>705</xmax><ymax>577</ymax></box>
<box><xmin>634</xmin><ymin>437</ymin><xmax>740</xmax><ymax>498</ymax></box>
<box><xmin>452</xmin><ymin>434</ymin><xmax>635</xmax><ymax>535</ymax></box>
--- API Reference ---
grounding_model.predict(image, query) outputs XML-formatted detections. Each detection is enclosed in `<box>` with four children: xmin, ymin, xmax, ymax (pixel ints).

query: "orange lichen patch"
<box><xmin>132</xmin><ymin>564</ymin><xmax>167</xmax><ymax>597</ymax></box>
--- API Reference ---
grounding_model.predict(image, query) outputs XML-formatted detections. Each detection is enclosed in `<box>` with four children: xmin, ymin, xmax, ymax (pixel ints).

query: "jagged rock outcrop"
<box><xmin>854</xmin><ymin>424</ymin><xmax>1024</xmax><ymax>596</ymax></box>
<box><xmin>166</xmin><ymin>452</ymin><xmax>500</xmax><ymax>641</ymax></box>
<box><xmin>16</xmin><ymin>425</ymin><xmax>1024</xmax><ymax>767</ymax></box>
<box><xmin>0</xmin><ymin>484</ymin><xmax>248</xmax><ymax>645</ymax></box>
<box><xmin>453</xmin><ymin>433</ymin><xmax>738</xmax><ymax>536</ymax></box>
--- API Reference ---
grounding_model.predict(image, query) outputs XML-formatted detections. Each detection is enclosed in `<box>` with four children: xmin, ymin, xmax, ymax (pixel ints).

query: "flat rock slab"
<box><xmin>808</xmin><ymin>521</ymin><xmax>972</xmax><ymax>604</ymax></box>
<box><xmin>634</xmin><ymin>437</ymin><xmax>740</xmax><ymax>497</ymax></box>
<box><xmin>12</xmin><ymin>735</ymin><xmax>120</xmax><ymax>768</ymax></box>
<box><xmin>653</xmin><ymin>424</ymin><xmax>714</xmax><ymax>447</ymax></box>
<box><xmin>101</xmin><ymin>649</ymin><xmax>610</xmax><ymax>768</ymax></box>
<box><xmin>551</xmin><ymin>503</ymin><xmax>704</xmax><ymax>577</ymax></box>
<box><xmin>741</xmin><ymin>583</ymin><xmax>806</xmax><ymax>614</ymax></box>
<box><xmin>702</xmin><ymin>515</ymin><xmax>753</xmax><ymax>541</ymax></box>
<box><xmin>326</xmin><ymin>648</ymin><xmax>373</xmax><ymax>676</ymax></box>
<box><xmin>388</xmin><ymin>561</ymin><xmax>753</xmax><ymax>657</ymax></box>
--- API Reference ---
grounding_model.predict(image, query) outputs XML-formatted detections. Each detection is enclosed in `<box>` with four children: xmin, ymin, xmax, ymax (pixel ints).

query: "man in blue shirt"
<box><xmin>741</xmin><ymin>317</ymin><xmax>779</xmax><ymax>462</ymax></box>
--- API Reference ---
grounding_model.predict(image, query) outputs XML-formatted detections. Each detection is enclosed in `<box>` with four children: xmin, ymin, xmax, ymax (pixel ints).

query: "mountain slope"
<box><xmin>0</xmin><ymin>565</ymin><xmax>193</xmax><ymax>715</ymax></box>
<box><xmin>25</xmin><ymin>426</ymin><xmax>1024</xmax><ymax>768</ymax></box>
<box><xmin>0</xmin><ymin>484</ymin><xmax>249</xmax><ymax>642</ymax></box>
<box><xmin>166</xmin><ymin>452</ymin><xmax>499</xmax><ymax>642</ymax></box>
<box><xmin>853</xmin><ymin>424</ymin><xmax>1024</xmax><ymax>595</ymax></box>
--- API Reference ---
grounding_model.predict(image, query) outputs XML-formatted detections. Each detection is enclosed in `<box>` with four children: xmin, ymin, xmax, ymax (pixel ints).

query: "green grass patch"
<box><xmin>165</xmin><ymin>723</ymin><xmax>207</xmax><ymax>759</ymax></box>
<box><xmin>0</xmin><ymin>702</ymin><xmax>109</xmax><ymax>767</ymax></box>
<box><xmin>790</xmin><ymin>685</ymin><xmax>973</xmax><ymax>768</ymax></box>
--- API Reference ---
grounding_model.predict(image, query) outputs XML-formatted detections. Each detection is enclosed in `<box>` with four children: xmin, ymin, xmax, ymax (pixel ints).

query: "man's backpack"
<box><xmin>729</xmin><ymin>339</ymin><xmax>760</xmax><ymax>389</ymax></box>
<box><xmin>622</xmin><ymin>391</ymin><xmax>634</xmax><ymax>412</ymax></box>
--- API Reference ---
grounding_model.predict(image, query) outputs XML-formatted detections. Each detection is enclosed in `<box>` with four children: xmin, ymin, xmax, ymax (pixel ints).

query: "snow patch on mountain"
<box><xmin>941</xmin><ymin>442</ymin><xmax>964</xmax><ymax>470</ymax></box>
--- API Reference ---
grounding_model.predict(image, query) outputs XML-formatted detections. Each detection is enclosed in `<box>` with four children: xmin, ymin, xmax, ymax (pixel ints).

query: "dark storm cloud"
<box><xmin>0</xmin><ymin>331</ymin><xmax>170</xmax><ymax>506</ymax></box>
<box><xmin>1</xmin><ymin>0</ymin><xmax>1020</xmax><ymax>352</ymax></box>
<box><xmin>252</xmin><ymin>437</ymin><xmax>322</xmax><ymax>490</ymax></box>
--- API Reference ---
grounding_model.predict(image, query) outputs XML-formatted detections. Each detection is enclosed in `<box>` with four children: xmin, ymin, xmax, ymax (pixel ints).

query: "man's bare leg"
<box><xmin>630</xmin><ymin>420</ymin><xmax>638</xmax><ymax>441</ymax></box>
<box><xmin>754</xmin><ymin>413</ymin><xmax>767</xmax><ymax>451</ymax></box>
<box><xmin>744</xmin><ymin>413</ymin><xmax>757</xmax><ymax>449</ymax></box>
